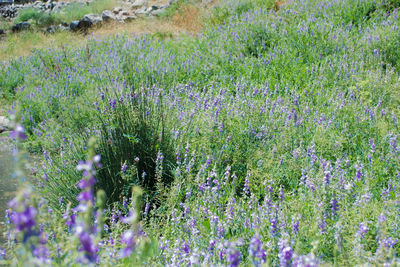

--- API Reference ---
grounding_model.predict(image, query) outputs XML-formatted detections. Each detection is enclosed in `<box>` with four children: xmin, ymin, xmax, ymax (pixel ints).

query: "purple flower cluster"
<box><xmin>8</xmin><ymin>189</ymin><xmax>37</xmax><ymax>243</ymax></box>
<box><xmin>73</xmin><ymin>154</ymin><xmax>102</xmax><ymax>263</ymax></box>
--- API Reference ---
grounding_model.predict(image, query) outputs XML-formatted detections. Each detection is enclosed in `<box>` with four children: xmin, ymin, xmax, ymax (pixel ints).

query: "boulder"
<box><xmin>69</xmin><ymin>20</ymin><xmax>79</xmax><ymax>31</ymax></box>
<box><xmin>101</xmin><ymin>10</ymin><xmax>116</xmax><ymax>22</ymax></box>
<box><xmin>146</xmin><ymin>5</ymin><xmax>161</xmax><ymax>16</ymax></box>
<box><xmin>12</xmin><ymin>21</ymin><xmax>30</xmax><ymax>32</ymax></box>
<box><xmin>0</xmin><ymin>5</ymin><xmax>17</xmax><ymax>18</ymax></box>
<box><xmin>82</xmin><ymin>14</ymin><xmax>102</xmax><ymax>26</ymax></box>
<box><xmin>119</xmin><ymin>10</ymin><xmax>129</xmax><ymax>16</ymax></box>
<box><xmin>131</xmin><ymin>0</ymin><xmax>146</xmax><ymax>9</ymax></box>
<box><xmin>71</xmin><ymin>14</ymin><xmax>102</xmax><ymax>32</ymax></box>
<box><xmin>0</xmin><ymin>116</ymin><xmax>11</xmax><ymax>133</ymax></box>
<box><xmin>46</xmin><ymin>24</ymin><xmax>68</xmax><ymax>34</ymax></box>
<box><xmin>134</xmin><ymin>6</ymin><xmax>147</xmax><ymax>16</ymax></box>
<box><xmin>76</xmin><ymin>18</ymin><xmax>93</xmax><ymax>31</ymax></box>
<box><xmin>113</xmin><ymin>6</ymin><xmax>122</xmax><ymax>14</ymax></box>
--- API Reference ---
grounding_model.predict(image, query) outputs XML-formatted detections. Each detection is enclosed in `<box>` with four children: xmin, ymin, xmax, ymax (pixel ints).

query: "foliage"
<box><xmin>1</xmin><ymin>0</ymin><xmax>400</xmax><ymax>266</ymax></box>
<box><xmin>15</xmin><ymin>0</ymin><xmax>116</xmax><ymax>28</ymax></box>
<box><xmin>16</xmin><ymin>7</ymin><xmax>63</xmax><ymax>27</ymax></box>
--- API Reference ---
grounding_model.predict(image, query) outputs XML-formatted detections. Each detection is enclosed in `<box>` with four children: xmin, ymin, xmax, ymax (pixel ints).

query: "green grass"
<box><xmin>2</xmin><ymin>0</ymin><xmax>400</xmax><ymax>266</ymax></box>
<box><xmin>15</xmin><ymin>0</ymin><xmax>116</xmax><ymax>28</ymax></box>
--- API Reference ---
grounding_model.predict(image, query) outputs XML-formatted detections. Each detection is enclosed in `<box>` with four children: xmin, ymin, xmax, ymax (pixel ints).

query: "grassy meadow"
<box><xmin>1</xmin><ymin>0</ymin><xmax>400</xmax><ymax>265</ymax></box>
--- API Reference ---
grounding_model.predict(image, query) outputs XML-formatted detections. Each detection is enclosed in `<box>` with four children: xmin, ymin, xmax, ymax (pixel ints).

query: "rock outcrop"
<box><xmin>0</xmin><ymin>116</ymin><xmax>11</xmax><ymax>133</ymax></box>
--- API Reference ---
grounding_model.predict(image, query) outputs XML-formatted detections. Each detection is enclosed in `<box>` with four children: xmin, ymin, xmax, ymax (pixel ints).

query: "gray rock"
<box><xmin>0</xmin><ymin>116</ymin><xmax>11</xmax><ymax>133</ymax></box>
<box><xmin>202</xmin><ymin>0</ymin><xmax>213</xmax><ymax>5</ymax></box>
<box><xmin>12</xmin><ymin>21</ymin><xmax>30</xmax><ymax>32</ymax></box>
<box><xmin>46</xmin><ymin>24</ymin><xmax>68</xmax><ymax>34</ymax></box>
<box><xmin>134</xmin><ymin>6</ymin><xmax>147</xmax><ymax>15</ymax></box>
<box><xmin>119</xmin><ymin>10</ymin><xmax>129</xmax><ymax>16</ymax></box>
<box><xmin>76</xmin><ymin>18</ymin><xmax>93</xmax><ymax>31</ymax></box>
<box><xmin>146</xmin><ymin>5</ymin><xmax>159</xmax><ymax>15</ymax></box>
<box><xmin>82</xmin><ymin>14</ymin><xmax>102</xmax><ymax>26</ymax></box>
<box><xmin>113</xmin><ymin>6</ymin><xmax>122</xmax><ymax>14</ymax></box>
<box><xmin>0</xmin><ymin>5</ymin><xmax>18</xmax><ymax>18</ymax></box>
<box><xmin>151</xmin><ymin>8</ymin><xmax>165</xmax><ymax>17</ymax></box>
<box><xmin>0</xmin><ymin>0</ymin><xmax>14</xmax><ymax>5</ymax></box>
<box><xmin>69</xmin><ymin>20</ymin><xmax>79</xmax><ymax>31</ymax></box>
<box><xmin>123</xmin><ymin>14</ymin><xmax>137</xmax><ymax>22</ymax></box>
<box><xmin>71</xmin><ymin>14</ymin><xmax>102</xmax><ymax>32</ymax></box>
<box><xmin>131</xmin><ymin>0</ymin><xmax>146</xmax><ymax>8</ymax></box>
<box><xmin>101</xmin><ymin>10</ymin><xmax>116</xmax><ymax>22</ymax></box>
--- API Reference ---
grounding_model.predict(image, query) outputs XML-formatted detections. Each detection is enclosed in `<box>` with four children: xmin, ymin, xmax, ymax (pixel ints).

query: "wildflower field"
<box><xmin>1</xmin><ymin>0</ymin><xmax>400</xmax><ymax>265</ymax></box>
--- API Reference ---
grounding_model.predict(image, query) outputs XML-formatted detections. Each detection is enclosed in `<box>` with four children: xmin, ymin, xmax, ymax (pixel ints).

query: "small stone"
<box><xmin>131</xmin><ymin>0</ymin><xmax>146</xmax><ymax>9</ymax></box>
<box><xmin>119</xmin><ymin>10</ymin><xmax>129</xmax><ymax>16</ymax></box>
<box><xmin>113</xmin><ymin>6</ymin><xmax>122</xmax><ymax>14</ymax></box>
<box><xmin>134</xmin><ymin>6</ymin><xmax>147</xmax><ymax>15</ymax></box>
<box><xmin>101</xmin><ymin>10</ymin><xmax>116</xmax><ymax>22</ymax></box>
<box><xmin>124</xmin><ymin>14</ymin><xmax>137</xmax><ymax>22</ymax></box>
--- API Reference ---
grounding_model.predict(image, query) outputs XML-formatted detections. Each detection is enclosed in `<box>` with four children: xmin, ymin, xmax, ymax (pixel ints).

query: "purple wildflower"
<box><xmin>357</xmin><ymin>222</ymin><xmax>369</xmax><ymax>238</ymax></box>
<box><xmin>249</xmin><ymin>235</ymin><xmax>266</xmax><ymax>266</ymax></box>
<box><xmin>226</xmin><ymin>246</ymin><xmax>241</xmax><ymax>267</ymax></box>
<box><xmin>278</xmin><ymin>239</ymin><xmax>293</xmax><ymax>267</ymax></box>
<box><xmin>10</xmin><ymin>124</ymin><xmax>27</xmax><ymax>140</ymax></box>
<box><xmin>119</xmin><ymin>230</ymin><xmax>134</xmax><ymax>258</ymax></box>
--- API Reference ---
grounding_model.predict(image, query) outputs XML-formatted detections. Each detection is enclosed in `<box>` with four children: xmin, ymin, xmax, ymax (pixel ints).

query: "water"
<box><xmin>0</xmin><ymin>138</ymin><xmax>16</xmax><ymax>244</ymax></box>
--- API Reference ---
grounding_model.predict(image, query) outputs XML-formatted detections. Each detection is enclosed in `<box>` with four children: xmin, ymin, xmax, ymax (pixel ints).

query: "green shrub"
<box><xmin>58</xmin><ymin>0</ymin><xmax>116</xmax><ymax>23</ymax></box>
<box><xmin>95</xmin><ymin>92</ymin><xmax>175</xmax><ymax>204</ymax></box>
<box><xmin>16</xmin><ymin>8</ymin><xmax>62</xmax><ymax>27</ymax></box>
<box><xmin>242</xmin><ymin>23</ymin><xmax>273</xmax><ymax>57</ymax></box>
<box><xmin>0</xmin><ymin>61</ymin><xmax>26</xmax><ymax>98</ymax></box>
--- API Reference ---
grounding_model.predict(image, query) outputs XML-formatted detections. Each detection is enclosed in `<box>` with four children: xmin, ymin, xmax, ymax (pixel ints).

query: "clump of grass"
<box><xmin>15</xmin><ymin>0</ymin><xmax>116</xmax><ymax>28</ymax></box>
<box><xmin>95</xmin><ymin>91</ymin><xmax>175</xmax><ymax>205</ymax></box>
<box><xmin>15</xmin><ymin>7</ymin><xmax>63</xmax><ymax>27</ymax></box>
<box><xmin>58</xmin><ymin>0</ymin><xmax>116</xmax><ymax>23</ymax></box>
<box><xmin>0</xmin><ymin>30</ymin><xmax>86</xmax><ymax>61</ymax></box>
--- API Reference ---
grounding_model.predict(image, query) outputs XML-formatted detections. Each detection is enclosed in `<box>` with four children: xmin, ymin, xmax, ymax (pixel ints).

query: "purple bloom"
<box><xmin>10</xmin><ymin>124</ymin><xmax>27</xmax><ymax>140</ymax></box>
<box><xmin>119</xmin><ymin>230</ymin><xmax>135</xmax><ymax>258</ymax></box>
<box><xmin>249</xmin><ymin>235</ymin><xmax>266</xmax><ymax>266</ymax></box>
<box><xmin>0</xmin><ymin>248</ymin><xmax>5</xmax><ymax>259</ymax></box>
<box><xmin>79</xmin><ymin>231</ymin><xmax>98</xmax><ymax>263</ymax></box>
<box><xmin>10</xmin><ymin>206</ymin><xmax>37</xmax><ymax>233</ymax></box>
<box><xmin>331</xmin><ymin>198</ymin><xmax>339</xmax><ymax>215</ymax></box>
<box><xmin>292</xmin><ymin>253</ymin><xmax>320</xmax><ymax>267</ymax></box>
<box><xmin>77</xmin><ymin>177</ymin><xmax>96</xmax><ymax>190</ymax></box>
<box><xmin>121</xmin><ymin>162</ymin><xmax>128</xmax><ymax>173</ymax></box>
<box><xmin>226</xmin><ymin>247</ymin><xmax>241</xmax><ymax>267</ymax></box>
<box><xmin>77</xmin><ymin>190</ymin><xmax>93</xmax><ymax>202</ymax></box>
<box><xmin>382</xmin><ymin>237</ymin><xmax>398</xmax><ymax>248</ymax></box>
<box><xmin>278</xmin><ymin>239</ymin><xmax>293</xmax><ymax>267</ymax></box>
<box><xmin>357</xmin><ymin>222</ymin><xmax>369</xmax><ymax>238</ymax></box>
<box><xmin>181</xmin><ymin>241</ymin><xmax>190</xmax><ymax>254</ymax></box>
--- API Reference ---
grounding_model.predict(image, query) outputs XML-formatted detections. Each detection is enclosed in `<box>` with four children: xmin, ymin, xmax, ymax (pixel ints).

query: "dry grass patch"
<box><xmin>172</xmin><ymin>4</ymin><xmax>203</xmax><ymax>33</ymax></box>
<box><xmin>0</xmin><ymin>1</ymin><xmax>212</xmax><ymax>61</ymax></box>
<box><xmin>0</xmin><ymin>31</ymin><xmax>87</xmax><ymax>61</ymax></box>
